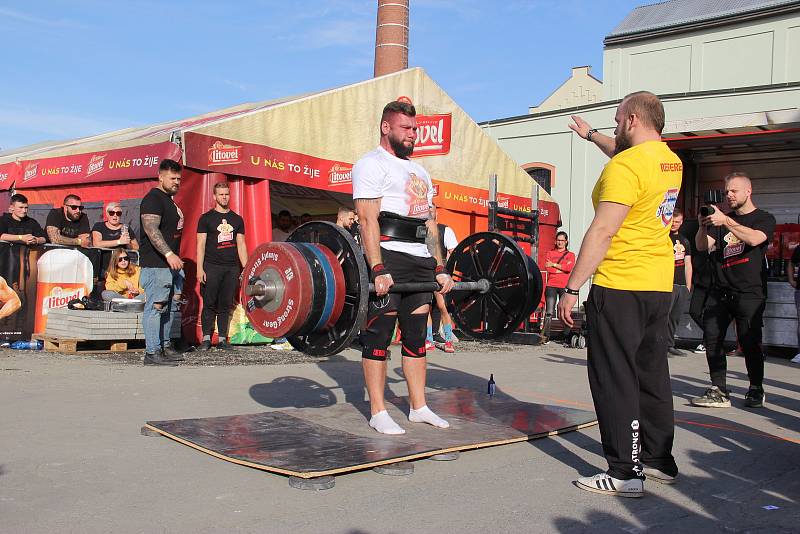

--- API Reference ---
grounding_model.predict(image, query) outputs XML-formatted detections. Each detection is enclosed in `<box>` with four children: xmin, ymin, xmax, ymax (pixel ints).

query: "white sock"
<box><xmin>369</xmin><ymin>410</ymin><xmax>405</xmax><ymax>435</ymax></box>
<box><xmin>408</xmin><ymin>405</ymin><xmax>450</xmax><ymax>428</ymax></box>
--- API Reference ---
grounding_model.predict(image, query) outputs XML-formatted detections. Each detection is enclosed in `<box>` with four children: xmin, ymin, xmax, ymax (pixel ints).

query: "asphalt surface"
<box><xmin>1</xmin><ymin>340</ymin><xmax>798</xmax><ymax>533</ymax></box>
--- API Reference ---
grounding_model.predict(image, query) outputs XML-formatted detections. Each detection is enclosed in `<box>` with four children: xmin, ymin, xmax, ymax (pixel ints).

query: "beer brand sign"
<box><xmin>23</xmin><ymin>162</ymin><xmax>39</xmax><ymax>182</ymax></box>
<box><xmin>328</xmin><ymin>163</ymin><xmax>352</xmax><ymax>186</ymax></box>
<box><xmin>412</xmin><ymin>113</ymin><xmax>452</xmax><ymax>158</ymax></box>
<box><xmin>184</xmin><ymin>132</ymin><xmax>354</xmax><ymax>191</ymax></box>
<box><xmin>208</xmin><ymin>140</ymin><xmax>242</xmax><ymax>166</ymax></box>
<box><xmin>85</xmin><ymin>154</ymin><xmax>106</xmax><ymax>178</ymax></box>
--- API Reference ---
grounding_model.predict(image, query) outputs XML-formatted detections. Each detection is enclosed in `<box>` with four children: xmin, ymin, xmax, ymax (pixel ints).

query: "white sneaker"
<box><xmin>791</xmin><ymin>353</ymin><xmax>800</xmax><ymax>363</ymax></box>
<box><xmin>576</xmin><ymin>472</ymin><xmax>643</xmax><ymax>498</ymax></box>
<box><xmin>270</xmin><ymin>341</ymin><xmax>293</xmax><ymax>351</ymax></box>
<box><xmin>693</xmin><ymin>343</ymin><xmax>706</xmax><ymax>354</ymax></box>
<box><xmin>643</xmin><ymin>467</ymin><xmax>677</xmax><ymax>485</ymax></box>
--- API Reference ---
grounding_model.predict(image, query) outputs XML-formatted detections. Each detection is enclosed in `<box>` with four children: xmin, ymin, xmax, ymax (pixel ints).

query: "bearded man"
<box><xmin>562</xmin><ymin>92</ymin><xmax>682</xmax><ymax>497</ymax></box>
<box><xmin>351</xmin><ymin>100</ymin><xmax>455</xmax><ymax>435</ymax></box>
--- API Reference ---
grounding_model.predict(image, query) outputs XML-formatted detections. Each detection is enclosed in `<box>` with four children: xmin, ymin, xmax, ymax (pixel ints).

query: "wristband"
<box><xmin>371</xmin><ymin>263</ymin><xmax>389</xmax><ymax>281</ymax></box>
<box><xmin>165</xmin><ymin>251</ymin><xmax>174</xmax><ymax>258</ymax></box>
<box><xmin>564</xmin><ymin>287</ymin><xmax>580</xmax><ymax>296</ymax></box>
<box><xmin>17</xmin><ymin>235</ymin><xmax>22</xmax><ymax>241</ymax></box>
<box><xmin>434</xmin><ymin>265</ymin><xmax>448</xmax><ymax>276</ymax></box>
<box><xmin>586</xmin><ymin>128</ymin><xmax>598</xmax><ymax>142</ymax></box>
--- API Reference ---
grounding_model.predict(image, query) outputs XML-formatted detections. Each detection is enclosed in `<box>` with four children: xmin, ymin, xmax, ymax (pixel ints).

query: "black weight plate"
<box><xmin>446</xmin><ymin>232</ymin><xmax>539</xmax><ymax>340</ymax></box>
<box><xmin>525</xmin><ymin>254</ymin><xmax>544</xmax><ymax>315</ymax></box>
<box><xmin>287</xmin><ymin>222</ymin><xmax>369</xmax><ymax>356</ymax></box>
<box><xmin>287</xmin><ymin>243</ymin><xmax>328</xmax><ymax>337</ymax></box>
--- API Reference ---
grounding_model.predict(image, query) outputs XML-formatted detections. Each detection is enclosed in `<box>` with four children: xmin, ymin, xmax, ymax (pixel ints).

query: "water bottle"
<box><xmin>10</xmin><ymin>339</ymin><xmax>43</xmax><ymax>350</ymax></box>
<box><xmin>487</xmin><ymin>373</ymin><xmax>496</xmax><ymax>398</ymax></box>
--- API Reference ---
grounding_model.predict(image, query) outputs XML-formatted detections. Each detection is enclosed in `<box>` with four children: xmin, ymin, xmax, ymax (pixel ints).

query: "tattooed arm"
<box><xmin>142</xmin><ymin>214</ymin><xmax>183</xmax><ymax>270</ymax></box>
<box><xmin>426</xmin><ymin>206</ymin><xmax>454</xmax><ymax>294</ymax></box>
<box><xmin>425</xmin><ymin>207</ymin><xmax>445</xmax><ymax>268</ymax></box>
<box><xmin>46</xmin><ymin>226</ymin><xmax>87</xmax><ymax>247</ymax></box>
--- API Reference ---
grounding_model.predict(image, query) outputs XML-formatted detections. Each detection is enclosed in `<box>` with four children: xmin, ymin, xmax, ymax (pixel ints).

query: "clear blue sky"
<box><xmin>0</xmin><ymin>0</ymin><xmax>645</xmax><ymax>151</ymax></box>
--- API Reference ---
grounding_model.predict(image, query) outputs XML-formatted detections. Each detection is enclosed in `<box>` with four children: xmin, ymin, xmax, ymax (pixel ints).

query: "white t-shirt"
<box><xmin>443</xmin><ymin>226</ymin><xmax>458</xmax><ymax>252</ymax></box>
<box><xmin>352</xmin><ymin>146</ymin><xmax>434</xmax><ymax>257</ymax></box>
<box><xmin>272</xmin><ymin>227</ymin><xmax>290</xmax><ymax>242</ymax></box>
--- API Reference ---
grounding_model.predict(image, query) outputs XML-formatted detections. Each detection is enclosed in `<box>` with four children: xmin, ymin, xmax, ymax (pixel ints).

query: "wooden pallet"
<box><xmin>33</xmin><ymin>334</ymin><xmax>144</xmax><ymax>354</ymax></box>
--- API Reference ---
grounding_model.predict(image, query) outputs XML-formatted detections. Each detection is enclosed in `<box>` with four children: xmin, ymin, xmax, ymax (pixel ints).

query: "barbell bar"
<box><xmin>246</xmin><ymin>279</ymin><xmax>491</xmax><ymax>299</ymax></box>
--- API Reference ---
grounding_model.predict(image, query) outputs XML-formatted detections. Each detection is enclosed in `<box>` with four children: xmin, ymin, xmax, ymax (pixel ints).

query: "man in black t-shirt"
<box><xmin>196</xmin><ymin>182</ymin><xmax>247</xmax><ymax>351</ymax></box>
<box><xmin>139</xmin><ymin>159</ymin><xmax>185</xmax><ymax>366</ymax></box>
<box><xmin>45</xmin><ymin>194</ymin><xmax>91</xmax><ymax>247</ymax></box>
<box><xmin>667</xmin><ymin>212</ymin><xmax>692</xmax><ymax>356</ymax></box>
<box><xmin>0</xmin><ymin>194</ymin><xmax>46</xmax><ymax>246</ymax></box>
<box><xmin>691</xmin><ymin>172</ymin><xmax>776</xmax><ymax>409</ymax></box>
<box><xmin>789</xmin><ymin>245</ymin><xmax>800</xmax><ymax>364</ymax></box>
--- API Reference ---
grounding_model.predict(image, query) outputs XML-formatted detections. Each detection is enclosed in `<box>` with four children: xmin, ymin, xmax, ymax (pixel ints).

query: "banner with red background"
<box><xmin>184</xmin><ymin>132</ymin><xmax>558</xmax><ymax>225</ymax></box>
<box><xmin>15</xmin><ymin>142</ymin><xmax>181</xmax><ymax>188</ymax></box>
<box><xmin>0</xmin><ymin>162</ymin><xmax>21</xmax><ymax>190</ymax></box>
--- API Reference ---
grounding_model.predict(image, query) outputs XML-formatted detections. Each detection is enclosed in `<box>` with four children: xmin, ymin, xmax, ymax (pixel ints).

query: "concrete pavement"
<box><xmin>1</xmin><ymin>341</ymin><xmax>798</xmax><ymax>533</ymax></box>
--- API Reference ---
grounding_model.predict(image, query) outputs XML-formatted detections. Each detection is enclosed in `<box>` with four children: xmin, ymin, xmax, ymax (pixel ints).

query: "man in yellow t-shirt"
<box><xmin>559</xmin><ymin>91</ymin><xmax>683</xmax><ymax>498</ymax></box>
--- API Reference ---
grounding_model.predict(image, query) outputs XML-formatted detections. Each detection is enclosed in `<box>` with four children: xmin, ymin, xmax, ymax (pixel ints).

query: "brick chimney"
<box><xmin>373</xmin><ymin>0</ymin><xmax>409</xmax><ymax>77</ymax></box>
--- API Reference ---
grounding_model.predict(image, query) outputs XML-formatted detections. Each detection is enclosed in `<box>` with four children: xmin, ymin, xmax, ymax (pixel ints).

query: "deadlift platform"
<box><xmin>143</xmin><ymin>388</ymin><xmax>596</xmax><ymax>487</ymax></box>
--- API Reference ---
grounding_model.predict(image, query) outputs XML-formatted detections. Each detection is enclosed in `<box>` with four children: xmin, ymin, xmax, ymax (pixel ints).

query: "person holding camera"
<box><xmin>691</xmin><ymin>172</ymin><xmax>775</xmax><ymax>409</ymax></box>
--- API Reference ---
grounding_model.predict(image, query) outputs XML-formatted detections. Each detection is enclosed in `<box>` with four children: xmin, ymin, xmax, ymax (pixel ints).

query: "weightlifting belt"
<box><xmin>378</xmin><ymin>211</ymin><xmax>428</xmax><ymax>243</ymax></box>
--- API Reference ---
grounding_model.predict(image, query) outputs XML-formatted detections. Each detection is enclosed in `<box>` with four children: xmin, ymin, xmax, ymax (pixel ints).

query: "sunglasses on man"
<box><xmin>66</xmin><ymin>204</ymin><xmax>84</xmax><ymax>211</ymax></box>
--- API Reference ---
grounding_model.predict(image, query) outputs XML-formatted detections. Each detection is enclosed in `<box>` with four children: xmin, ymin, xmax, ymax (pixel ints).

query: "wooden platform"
<box><xmin>34</xmin><ymin>334</ymin><xmax>144</xmax><ymax>353</ymax></box>
<box><xmin>144</xmin><ymin>388</ymin><xmax>597</xmax><ymax>479</ymax></box>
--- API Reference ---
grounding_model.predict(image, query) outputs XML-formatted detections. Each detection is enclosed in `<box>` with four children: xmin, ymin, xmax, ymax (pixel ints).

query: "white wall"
<box><xmin>603</xmin><ymin>12</ymin><xmax>800</xmax><ymax>99</ymax></box>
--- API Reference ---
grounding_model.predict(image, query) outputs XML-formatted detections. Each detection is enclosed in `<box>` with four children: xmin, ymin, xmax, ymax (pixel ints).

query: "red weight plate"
<box><xmin>241</xmin><ymin>242</ymin><xmax>312</xmax><ymax>338</ymax></box>
<box><xmin>315</xmin><ymin>244</ymin><xmax>346</xmax><ymax>329</ymax></box>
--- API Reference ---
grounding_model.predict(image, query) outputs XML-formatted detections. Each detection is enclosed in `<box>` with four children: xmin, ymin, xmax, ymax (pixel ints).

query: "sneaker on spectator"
<box><xmin>575</xmin><ymin>472</ymin><xmax>643</xmax><ymax>498</ymax></box>
<box><xmin>690</xmin><ymin>386</ymin><xmax>731</xmax><ymax>408</ymax></box>
<box><xmin>216</xmin><ymin>340</ymin><xmax>232</xmax><ymax>351</ymax></box>
<box><xmin>436</xmin><ymin>340</ymin><xmax>455</xmax><ymax>353</ymax></box>
<box><xmin>424</xmin><ymin>339</ymin><xmax>436</xmax><ymax>352</ymax></box>
<box><xmin>693</xmin><ymin>343</ymin><xmax>706</xmax><ymax>354</ymax></box>
<box><xmin>792</xmin><ymin>353</ymin><xmax>800</xmax><ymax>364</ymax></box>
<box><xmin>433</xmin><ymin>333</ymin><xmax>446</xmax><ymax>344</ymax></box>
<box><xmin>198</xmin><ymin>340</ymin><xmax>212</xmax><ymax>351</ymax></box>
<box><xmin>271</xmin><ymin>341</ymin><xmax>293</xmax><ymax>351</ymax></box>
<box><xmin>743</xmin><ymin>386</ymin><xmax>765</xmax><ymax>408</ymax></box>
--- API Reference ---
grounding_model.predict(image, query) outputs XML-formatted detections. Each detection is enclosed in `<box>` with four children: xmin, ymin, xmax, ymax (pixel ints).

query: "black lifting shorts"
<box><xmin>367</xmin><ymin>248</ymin><xmax>436</xmax><ymax>319</ymax></box>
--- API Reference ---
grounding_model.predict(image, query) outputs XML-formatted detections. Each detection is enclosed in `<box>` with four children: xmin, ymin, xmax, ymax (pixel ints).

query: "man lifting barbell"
<box><xmin>352</xmin><ymin>100</ymin><xmax>455</xmax><ymax>435</ymax></box>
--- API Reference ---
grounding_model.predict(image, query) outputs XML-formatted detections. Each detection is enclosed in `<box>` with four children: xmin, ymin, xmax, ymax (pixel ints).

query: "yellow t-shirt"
<box><xmin>591</xmin><ymin>140</ymin><xmax>683</xmax><ymax>292</ymax></box>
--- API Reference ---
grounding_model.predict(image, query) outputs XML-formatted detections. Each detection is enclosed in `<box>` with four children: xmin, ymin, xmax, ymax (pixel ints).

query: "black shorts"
<box><xmin>368</xmin><ymin>248</ymin><xmax>436</xmax><ymax>317</ymax></box>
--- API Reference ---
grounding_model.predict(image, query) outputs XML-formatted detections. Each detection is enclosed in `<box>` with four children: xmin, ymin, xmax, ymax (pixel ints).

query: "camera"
<box><xmin>699</xmin><ymin>189</ymin><xmax>724</xmax><ymax>217</ymax></box>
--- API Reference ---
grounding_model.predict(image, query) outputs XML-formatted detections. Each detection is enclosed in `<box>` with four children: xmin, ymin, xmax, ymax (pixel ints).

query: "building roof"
<box><xmin>605</xmin><ymin>0</ymin><xmax>800</xmax><ymax>43</ymax></box>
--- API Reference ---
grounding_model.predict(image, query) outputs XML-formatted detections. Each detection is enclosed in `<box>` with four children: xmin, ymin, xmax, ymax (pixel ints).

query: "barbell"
<box><xmin>240</xmin><ymin>222</ymin><xmax>543</xmax><ymax>356</ymax></box>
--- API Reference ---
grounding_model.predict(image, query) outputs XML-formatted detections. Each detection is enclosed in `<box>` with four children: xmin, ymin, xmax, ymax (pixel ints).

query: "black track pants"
<box><xmin>667</xmin><ymin>284</ymin><xmax>689</xmax><ymax>348</ymax></box>
<box><xmin>201</xmin><ymin>263</ymin><xmax>240</xmax><ymax>338</ymax></box>
<box><xmin>586</xmin><ymin>285</ymin><xmax>677</xmax><ymax>480</ymax></box>
<box><xmin>702</xmin><ymin>291</ymin><xmax>765</xmax><ymax>390</ymax></box>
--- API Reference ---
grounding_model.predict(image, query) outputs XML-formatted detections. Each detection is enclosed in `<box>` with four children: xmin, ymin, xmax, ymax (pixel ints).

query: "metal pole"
<box><xmin>531</xmin><ymin>182</ymin><xmax>540</xmax><ymax>263</ymax></box>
